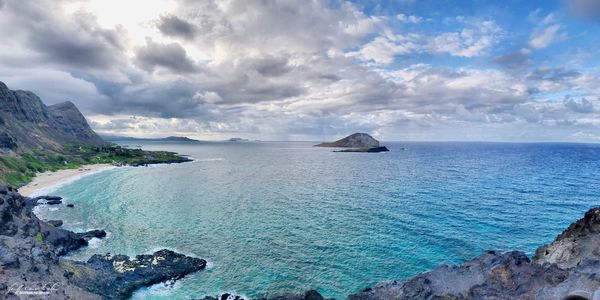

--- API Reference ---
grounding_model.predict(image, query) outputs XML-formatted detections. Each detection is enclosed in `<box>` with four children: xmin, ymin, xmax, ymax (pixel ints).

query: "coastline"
<box><xmin>18</xmin><ymin>164</ymin><xmax>115</xmax><ymax>197</ymax></box>
<box><xmin>1</xmin><ymin>158</ymin><xmax>209</xmax><ymax>299</ymax></box>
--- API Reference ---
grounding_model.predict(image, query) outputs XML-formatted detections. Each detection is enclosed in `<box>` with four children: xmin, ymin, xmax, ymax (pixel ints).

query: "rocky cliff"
<box><xmin>349</xmin><ymin>207</ymin><xmax>600</xmax><ymax>300</ymax></box>
<box><xmin>0</xmin><ymin>81</ymin><xmax>104</xmax><ymax>153</ymax></box>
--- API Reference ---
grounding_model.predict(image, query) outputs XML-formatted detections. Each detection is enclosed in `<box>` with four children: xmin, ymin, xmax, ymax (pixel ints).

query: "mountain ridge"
<box><xmin>0</xmin><ymin>81</ymin><xmax>105</xmax><ymax>153</ymax></box>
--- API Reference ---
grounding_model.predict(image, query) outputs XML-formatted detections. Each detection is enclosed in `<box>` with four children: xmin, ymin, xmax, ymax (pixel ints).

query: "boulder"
<box><xmin>78</xmin><ymin>229</ymin><xmax>107</xmax><ymax>241</ymax></box>
<box><xmin>47</xmin><ymin>220</ymin><xmax>63</xmax><ymax>227</ymax></box>
<box><xmin>35</xmin><ymin>195</ymin><xmax>63</xmax><ymax>201</ymax></box>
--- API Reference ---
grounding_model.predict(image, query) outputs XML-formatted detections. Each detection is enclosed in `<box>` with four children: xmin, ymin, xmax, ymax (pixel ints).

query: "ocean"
<box><xmin>34</xmin><ymin>141</ymin><xmax>600</xmax><ymax>299</ymax></box>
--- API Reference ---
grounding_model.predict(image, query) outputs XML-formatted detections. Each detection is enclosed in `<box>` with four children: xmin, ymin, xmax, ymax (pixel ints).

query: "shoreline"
<box><xmin>18</xmin><ymin>163</ymin><xmax>115</xmax><ymax>197</ymax></box>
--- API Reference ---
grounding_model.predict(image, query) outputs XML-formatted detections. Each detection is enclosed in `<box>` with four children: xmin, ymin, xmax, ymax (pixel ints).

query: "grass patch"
<box><xmin>0</xmin><ymin>144</ymin><xmax>189</xmax><ymax>186</ymax></box>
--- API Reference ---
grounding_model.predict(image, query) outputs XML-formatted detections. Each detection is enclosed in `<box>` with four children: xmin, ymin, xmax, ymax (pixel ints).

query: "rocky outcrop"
<box><xmin>0</xmin><ymin>187</ymin><xmax>207</xmax><ymax>299</ymax></box>
<box><xmin>35</xmin><ymin>195</ymin><xmax>63</xmax><ymax>201</ymax></box>
<box><xmin>255</xmin><ymin>290</ymin><xmax>331</xmax><ymax>300</ymax></box>
<box><xmin>333</xmin><ymin>146</ymin><xmax>390</xmax><ymax>153</ymax></box>
<box><xmin>534</xmin><ymin>208</ymin><xmax>600</xmax><ymax>269</ymax></box>
<box><xmin>350</xmin><ymin>207</ymin><xmax>600</xmax><ymax>300</ymax></box>
<box><xmin>199</xmin><ymin>290</ymin><xmax>330</xmax><ymax>300</ymax></box>
<box><xmin>62</xmin><ymin>249</ymin><xmax>206</xmax><ymax>299</ymax></box>
<box><xmin>77</xmin><ymin>229</ymin><xmax>107</xmax><ymax>241</ymax></box>
<box><xmin>0</xmin><ymin>132</ymin><xmax>17</xmax><ymax>151</ymax></box>
<box><xmin>0</xmin><ymin>186</ymin><xmax>100</xmax><ymax>299</ymax></box>
<box><xmin>315</xmin><ymin>133</ymin><xmax>380</xmax><ymax>148</ymax></box>
<box><xmin>46</xmin><ymin>220</ymin><xmax>63</xmax><ymax>227</ymax></box>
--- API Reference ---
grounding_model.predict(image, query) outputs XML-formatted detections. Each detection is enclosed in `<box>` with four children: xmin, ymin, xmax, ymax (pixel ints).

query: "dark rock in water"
<box><xmin>66</xmin><ymin>203</ymin><xmax>75</xmax><ymax>207</ymax></box>
<box><xmin>257</xmin><ymin>289</ymin><xmax>328</xmax><ymax>300</ymax></box>
<box><xmin>33</xmin><ymin>195</ymin><xmax>63</xmax><ymax>205</ymax></box>
<box><xmin>334</xmin><ymin>146</ymin><xmax>390</xmax><ymax>153</ymax></box>
<box><xmin>367</xmin><ymin>146</ymin><xmax>389</xmax><ymax>153</ymax></box>
<box><xmin>198</xmin><ymin>293</ymin><xmax>246</xmax><ymax>300</ymax></box>
<box><xmin>315</xmin><ymin>133</ymin><xmax>380</xmax><ymax>148</ymax></box>
<box><xmin>198</xmin><ymin>290</ymin><xmax>329</xmax><ymax>300</ymax></box>
<box><xmin>78</xmin><ymin>229</ymin><xmax>107</xmax><ymax>241</ymax></box>
<box><xmin>47</xmin><ymin>219</ymin><xmax>63</xmax><ymax>227</ymax></box>
<box><xmin>35</xmin><ymin>195</ymin><xmax>63</xmax><ymax>201</ymax></box>
<box><xmin>45</xmin><ymin>199</ymin><xmax>62</xmax><ymax>205</ymax></box>
<box><xmin>62</xmin><ymin>249</ymin><xmax>207</xmax><ymax>299</ymax></box>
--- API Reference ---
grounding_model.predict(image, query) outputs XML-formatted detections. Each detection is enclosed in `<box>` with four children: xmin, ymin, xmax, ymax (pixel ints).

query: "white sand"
<box><xmin>19</xmin><ymin>164</ymin><xmax>114</xmax><ymax>196</ymax></box>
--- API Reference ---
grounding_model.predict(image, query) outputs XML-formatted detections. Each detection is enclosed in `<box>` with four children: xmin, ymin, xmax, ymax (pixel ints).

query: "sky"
<box><xmin>0</xmin><ymin>0</ymin><xmax>599</xmax><ymax>142</ymax></box>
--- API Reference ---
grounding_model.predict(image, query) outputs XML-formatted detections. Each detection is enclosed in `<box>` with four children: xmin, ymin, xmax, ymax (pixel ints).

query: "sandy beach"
<box><xmin>19</xmin><ymin>164</ymin><xmax>114</xmax><ymax>196</ymax></box>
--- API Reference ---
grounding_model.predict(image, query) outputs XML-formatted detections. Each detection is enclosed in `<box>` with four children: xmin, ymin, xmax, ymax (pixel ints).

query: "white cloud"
<box><xmin>346</xmin><ymin>34</ymin><xmax>420</xmax><ymax>64</ymax></box>
<box><xmin>349</xmin><ymin>19</ymin><xmax>503</xmax><ymax>64</ymax></box>
<box><xmin>529</xmin><ymin>24</ymin><xmax>561</xmax><ymax>49</ymax></box>
<box><xmin>396</xmin><ymin>14</ymin><xmax>422</xmax><ymax>24</ymax></box>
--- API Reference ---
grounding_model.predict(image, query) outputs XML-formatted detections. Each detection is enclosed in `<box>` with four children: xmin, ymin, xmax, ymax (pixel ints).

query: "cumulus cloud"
<box><xmin>396</xmin><ymin>14</ymin><xmax>422</xmax><ymax>24</ymax></box>
<box><xmin>349</xmin><ymin>19</ymin><xmax>503</xmax><ymax>64</ymax></box>
<box><xmin>564</xmin><ymin>97</ymin><xmax>595</xmax><ymax>113</ymax></box>
<box><xmin>134</xmin><ymin>39</ymin><xmax>199</xmax><ymax>73</ymax></box>
<box><xmin>0</xmin><ymin>1</ymin><xmax>126</xmax><ymax>70</ymax></box>
<box><xmin>347</xmin><ymin>34</ymin><xmax>420</xmax><ymax>64</ymax></box>
<box><xmin>157</xmin><ymin>15</ymin><xmax>197</xmax><ymax>40</ymax></box>
<box><xmin>427</xmin><ymin>25</ymin><xmax>501</xmax><ymax>57</ymax></box>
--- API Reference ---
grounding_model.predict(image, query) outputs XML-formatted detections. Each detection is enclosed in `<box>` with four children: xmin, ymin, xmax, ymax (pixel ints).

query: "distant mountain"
<box><xmin>315</xmin><ymin>133</ymin><xmax>380</xmax><ymax>148</ymax></box>
<box><xmin>0</xmin><ymin>81</ymin><xmax>105</xmax><ymax>153</ymax></box>
<box><xmin>227</xmin><ymin>137</ymin><xmax>249</xmax><ymax>142</ymax></box>
<box><xmin>103</xmin><ymin>135</ymin><xmax>202</xmax><ymax>142</ymax></box>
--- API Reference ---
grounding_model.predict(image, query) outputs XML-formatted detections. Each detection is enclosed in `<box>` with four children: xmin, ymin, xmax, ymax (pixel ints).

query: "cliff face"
<box><xmin>315</xmin><ymin>133</ymin><xmax>380</xmax><ymax>148</ymax></box>
<box><xmin>349</xmin><ymin>207</ymin><xmax>600</xmax><ymax>300</ymax></box>
<box><xmin>0</xmin><ymin>81</ymin><xmax>105</xmax><ymax>153</ymax></box>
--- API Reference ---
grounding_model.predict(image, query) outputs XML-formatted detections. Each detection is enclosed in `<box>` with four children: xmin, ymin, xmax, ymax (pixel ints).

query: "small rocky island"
<box><xmin>315</xmin><ymin>133</ymin><xmax>389</xmax><ymax>153</ymax></box>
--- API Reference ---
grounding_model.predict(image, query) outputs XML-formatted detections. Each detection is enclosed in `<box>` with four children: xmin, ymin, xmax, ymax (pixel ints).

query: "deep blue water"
<box><xmin>36</xmin><ymin>141</ymin><xmax>600</xmax><ymax>299</ymax></box>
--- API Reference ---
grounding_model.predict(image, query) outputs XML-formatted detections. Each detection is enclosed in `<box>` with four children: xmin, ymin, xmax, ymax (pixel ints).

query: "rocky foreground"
<box><xmin>349</xmin><ymin>207</ymin><xmax>600</xmax><ymax>300</ymax></box>
<box><xmin>0</xmin><ymin>186</ymin><xmax>206</xmax><ymax>299</ymax></box>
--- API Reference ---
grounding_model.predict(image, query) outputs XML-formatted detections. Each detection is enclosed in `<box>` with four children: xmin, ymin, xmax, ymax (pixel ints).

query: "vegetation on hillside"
<box><xmin>0</xmin><ymin>144</ymin><xmax>190</xmax><ymax>186</ymax></box>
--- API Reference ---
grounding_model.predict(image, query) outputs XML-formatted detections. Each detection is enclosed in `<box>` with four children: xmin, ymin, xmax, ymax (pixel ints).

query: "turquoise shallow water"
<box><xmin>36</xmin><ymin>141</ymin><xmax>600</xmax><ymax>299</ymax></box>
